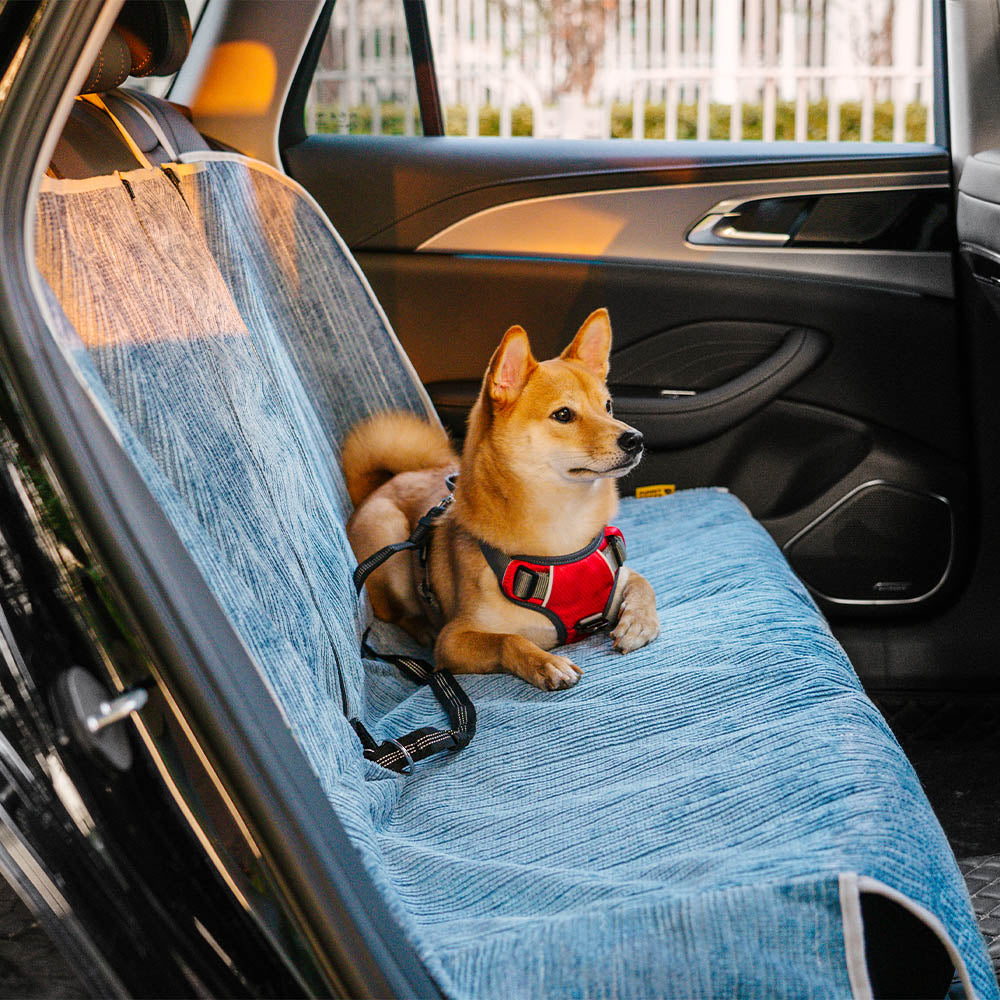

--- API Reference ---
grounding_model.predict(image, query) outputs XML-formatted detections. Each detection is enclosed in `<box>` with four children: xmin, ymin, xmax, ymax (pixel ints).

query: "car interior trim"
<box><xmin>782</xmin><ymin>480</ymin><xmax>955</xmax><ymax>606</ymax></box>
<box><xmin>685</xmin><ymin>186</ymin><xmax>950</xmax><ymax>250</ymax></box>
<box><xmin>401</xmin><ymin>0</ymin><xmax>444</xmax><ymax>135</ymax></box>
<box><xmin>171</xmin><ymin>0</ymin><xmax>324</xmax><ymax>167</ymax></box>
<box><xmin>128</xmin><ymin>712</ymin><xmax>254</xmax><ymax>911</ymax></box>
<box><xmin>283</xmin><ymin>135</ymin><xmax>948</xmax><ymax>248</ymax></box>
<box><xmin>415</xmin><ymin>171</ymin><xmax>954</xmax><ymax>297</ymax></box>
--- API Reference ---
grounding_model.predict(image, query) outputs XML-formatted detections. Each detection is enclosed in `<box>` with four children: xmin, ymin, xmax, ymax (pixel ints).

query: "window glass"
<box><xmin>310</xmin><ymin>0</ymin><xmax>423</xmax><ymax>135</ymax></box>
<box><xmin>309</xmin><ymin>0</ymin><xmax>935</xmax><ymax>142</ymax></box>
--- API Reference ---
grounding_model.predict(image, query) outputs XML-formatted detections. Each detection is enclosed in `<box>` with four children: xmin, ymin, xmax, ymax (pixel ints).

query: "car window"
<box><xmin>307</xmin><ymin>0</ymin><xmax>936</xmax><ymax>142</ymax></box>
<box><xmin>310</xmin><ymin>0</ymin><xmax>423</xmax><ymax>135</ymax></box>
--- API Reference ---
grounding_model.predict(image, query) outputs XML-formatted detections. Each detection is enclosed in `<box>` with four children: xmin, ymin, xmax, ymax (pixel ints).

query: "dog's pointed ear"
<box><xmin>561</xmin><ymin>308</ymin><xmax>612</xmax><ymax>380</ymax></box>
<box><xmin>487</xmin><ymin>325</ymin><xmax>536</xmax><ymax>406</ymax></box>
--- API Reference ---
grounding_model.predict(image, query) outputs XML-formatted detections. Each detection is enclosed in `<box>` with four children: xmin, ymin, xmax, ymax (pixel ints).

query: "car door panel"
<box><xmin>413</xmin><ymin>176</ymin><xmax>952</xmax><ymax>296</ymax></box>
<box><xmin>285</xmin><ymin>137</ymin><xmax>968</xmax><ymax>621</ymax></box>
<box><xmin>286</xmin><ymin>136</ymin><xmax>950</xmax><ymax>247</ymax></box>
<box><xmin>352</xmin><ymin>250</ymin><xmax>965</xmax><ymax>456</ymax></box>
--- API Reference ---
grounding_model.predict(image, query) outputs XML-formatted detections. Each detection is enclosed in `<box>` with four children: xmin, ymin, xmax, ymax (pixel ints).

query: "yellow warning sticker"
<box><xmin>635</xmin><ymin>484</ymin><xmax>676</xmax><ymax>498</ymax></box>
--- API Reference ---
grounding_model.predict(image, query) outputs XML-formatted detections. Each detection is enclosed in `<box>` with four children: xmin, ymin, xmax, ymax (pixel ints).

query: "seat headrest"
<box><xmin>80</xmin><ymin>27</ymin><xmax>133</xmax><ymax>94</ymax></box>
<box><xmin>114</xmin><ymin>0</ymin><xmax>192</xmax><ymax>79</ymax></box>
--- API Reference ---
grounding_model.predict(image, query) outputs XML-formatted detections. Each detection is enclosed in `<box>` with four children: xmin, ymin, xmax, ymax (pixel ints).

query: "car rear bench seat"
<box><xmin>31</xmin><ymin>10</ymin><xmax>998</xmax><ymax>998</ymax></box>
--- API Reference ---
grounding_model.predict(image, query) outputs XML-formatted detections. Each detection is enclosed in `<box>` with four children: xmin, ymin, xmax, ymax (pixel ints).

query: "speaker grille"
<box><xmin>785</xmin><ymin>482</ymin><xmax>952</xmax><ymax>603</ymax></box>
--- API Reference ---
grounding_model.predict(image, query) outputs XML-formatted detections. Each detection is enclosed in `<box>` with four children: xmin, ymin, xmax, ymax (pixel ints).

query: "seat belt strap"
<box><xmin>110</xmin><ymin>90</ymin><xmax>181</xmax><ymax>162</ymax></box>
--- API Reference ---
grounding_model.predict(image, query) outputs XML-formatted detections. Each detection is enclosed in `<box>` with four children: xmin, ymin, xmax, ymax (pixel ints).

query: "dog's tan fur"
<box><xmin>344</xmin><ymin>308</ymin><xmax>660</xmax><ymax>690</ymax></box>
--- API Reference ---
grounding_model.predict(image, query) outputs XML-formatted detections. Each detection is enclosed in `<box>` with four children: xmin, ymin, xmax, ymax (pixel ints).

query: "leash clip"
<box><xmin>413</xmin><ymin>492</ymin><xmax>454</xmax><ymax>538</ymax></box>
<box><xmin>384</xmin><ymin>738</ymin><xmax>415</xmax><ymax>775</ymax></box>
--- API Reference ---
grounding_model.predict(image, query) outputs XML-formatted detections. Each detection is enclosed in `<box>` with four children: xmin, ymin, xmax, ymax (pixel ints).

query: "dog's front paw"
<box><xmin>611</xmin><ymin>597</ymin><xmax>660</xmax><ymax>654</ymax></box>
<box><xmin>528</xmin><ymin>652</ymin><xmax>582</xmax><ymax>691</ymax></box>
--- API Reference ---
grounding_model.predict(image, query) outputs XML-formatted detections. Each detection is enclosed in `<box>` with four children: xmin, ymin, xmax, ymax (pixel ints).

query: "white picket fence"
<box><xmin>308</xmin><ymin>0</ymin><xmax>936</xmax><ymax>141</ymax></box>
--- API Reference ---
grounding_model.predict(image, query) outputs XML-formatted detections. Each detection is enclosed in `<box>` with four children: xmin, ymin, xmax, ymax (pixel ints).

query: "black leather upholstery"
<box><xmin>53</xmin><ymin>0</ymin><xmax>208</xmax><ymax>178</ymax></box>
<box><xmin>50</xmin><ymin>92</ymin><xmax>209</xmax><ymax>178</ymax></box>
<box><xmin>115</xmin><ymin>0</ymin><xmax>192</xmax><ymax>78</ymax></box>
<box><xmin>80</xmin><ymin>27</ymin><xmax>132</xmax><ymax>94</ymax></box>
<box><xmin>49</xmin><ymin>100</ymin><xmax>144</xmax><ymax>177</ymax></box>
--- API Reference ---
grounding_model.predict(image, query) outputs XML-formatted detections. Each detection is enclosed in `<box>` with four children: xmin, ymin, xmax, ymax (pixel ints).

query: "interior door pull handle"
<box><xmin>710</xmin><ymin>225</ymin><xmax>791</xmax><ymax>246</ymax></box>
<box><xmin>687</xmin><ymin>195</ymin><xmax>811</xmax><ymax>247</ymax></box>
<box><xmin>612</xmin><ymin>326</ymin><xmax>828</xmax><ymax>448</ymax></box>
<box><xmin>687</xmin><ymin>213</ymin><xmax>793</xmax><ymax>247</ymax></box>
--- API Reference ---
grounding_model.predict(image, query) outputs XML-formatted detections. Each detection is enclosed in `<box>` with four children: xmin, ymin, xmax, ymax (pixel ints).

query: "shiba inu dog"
<box><xmin>344</xmin><ymin>308</ymin><xmax>660</xmax><ymax>690</ymax></box>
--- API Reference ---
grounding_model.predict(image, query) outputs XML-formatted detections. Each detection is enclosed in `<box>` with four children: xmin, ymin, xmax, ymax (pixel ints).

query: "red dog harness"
<box><xmin>479</xmin><ymin>527</ymin><xmax>627</xmax><ymax>644</ymax></box>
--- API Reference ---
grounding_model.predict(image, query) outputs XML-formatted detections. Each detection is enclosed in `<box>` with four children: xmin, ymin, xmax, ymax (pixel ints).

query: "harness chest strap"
<box><xmin>479</xmin><ymin>527</ymin><xmax>627</xmax><ymax>645</ymax></box>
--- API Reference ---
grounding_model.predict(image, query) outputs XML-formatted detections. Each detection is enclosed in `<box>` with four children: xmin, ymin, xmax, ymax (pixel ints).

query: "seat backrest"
<box><xmin>171</xmin><ymin>151</ymin><xmax>437</xmax><ymax>519</ymax></box>
<box><xmin>35</xmin><ymin>0</ymin><xmax>451</xmax><ymax>972</ymax></box>
<box><xmin>34</xmin><ymin>124</ymin><xmax>437</xmax><ymax>790</ymax></box>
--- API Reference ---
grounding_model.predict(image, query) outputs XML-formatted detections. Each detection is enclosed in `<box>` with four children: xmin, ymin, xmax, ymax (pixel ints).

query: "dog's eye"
<box><xmin>605</xmin><ymin>399</ymin><xmax>613</xmax><ymax>414</ymax></box>
<box><xmin>550</xmin><ymin>407</ymin><xmax>575</xmax><ymax>423</ymax></box>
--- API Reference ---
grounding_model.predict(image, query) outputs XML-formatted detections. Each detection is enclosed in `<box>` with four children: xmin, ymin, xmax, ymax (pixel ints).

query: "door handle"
<box><xmin>707</xmin><ymin>224</ymin><xmax>791</xmax><ymax>246</ymax></box>
<box><xmin>687</xmin><ymin>195</ymin><xmax>813</xmax><ymax>247</ymax></box>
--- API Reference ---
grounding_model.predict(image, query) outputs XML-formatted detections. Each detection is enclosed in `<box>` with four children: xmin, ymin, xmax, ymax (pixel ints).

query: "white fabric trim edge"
<box><xmin>839</xmin><ymin>872</ymin><xmax>874</xmax><ymax>1000</ymax></box>
<box><xmin>855</xmin><ymin>874</ymin><xmax>979</xmax><ymax>1000</ymax></box>
<box><xmin>39</xmin><ymin>166</ymin><xmax>163</xmax><ymax>195</ymax></box>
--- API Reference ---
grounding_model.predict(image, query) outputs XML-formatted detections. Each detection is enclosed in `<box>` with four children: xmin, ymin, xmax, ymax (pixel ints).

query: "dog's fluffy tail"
<box><xmin>342</xmin><ymin>411</ymin><xmax>456</xmax><ymax>507</ymax></box>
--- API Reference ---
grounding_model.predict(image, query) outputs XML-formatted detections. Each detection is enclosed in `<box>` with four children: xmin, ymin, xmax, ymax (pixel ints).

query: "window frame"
<box><xmin>287</xmin><ymin>0</ymin><xmax>950</xmax><ymax>152</ymax></box>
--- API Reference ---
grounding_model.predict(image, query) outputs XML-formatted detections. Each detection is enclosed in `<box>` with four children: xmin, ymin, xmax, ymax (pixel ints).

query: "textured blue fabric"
<box><xmin>362</xmin><ymin>490</ymin><xmax>999</xmax><ymax>999</ymax></box>
<box><xmin>33</xmin><ymin>161</ymin><xmax>997</xmax><ymax>999</ymax></box>
<box><xmin>175</xmin><ymin>155</ymin><xmax>436</xmax><ymax>520</ymax></box>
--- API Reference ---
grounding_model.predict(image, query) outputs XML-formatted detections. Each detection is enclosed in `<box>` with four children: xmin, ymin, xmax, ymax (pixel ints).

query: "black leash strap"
<box><xmin>352</xmin><ymin>491</ymin><xmax>454</xmax><ymax>594</ymax></box>
<box><xmin>351</xmin><ymin>632</ymin><xmax>476</xmax><ymax>773</ymax></box>
<box><xmin>351</xmin><ymin>480</ymin><xmax>475</xmax><ymax>773</ymax></box>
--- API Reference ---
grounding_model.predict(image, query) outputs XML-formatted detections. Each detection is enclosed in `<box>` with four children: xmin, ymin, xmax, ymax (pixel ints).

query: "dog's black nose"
<box><xmin>618</xmin><ymin>429</ymin><xmax>644</xmax><ymax>454</ymax></box>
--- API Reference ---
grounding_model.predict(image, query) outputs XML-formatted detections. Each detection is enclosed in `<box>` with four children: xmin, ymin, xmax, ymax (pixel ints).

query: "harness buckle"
<box><xmin>605</xmin><ymin>531</ymin><xmax>626</xmax><ymax>567</ymax></box>
<box><xmin>574</xmin><ymin>612</ymin><xmax>608</xmax><ymax>635</ymax></box>
<box><xmin>511</xmin><ymin>565</ymin><xmax>551</xmax><ymax>602</ymax></box>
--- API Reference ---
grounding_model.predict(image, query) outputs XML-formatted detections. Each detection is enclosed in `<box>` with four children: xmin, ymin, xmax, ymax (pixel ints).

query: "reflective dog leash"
<box><xmin>350</xmin><ymin>476</ymin><xmax>476</xmax><ymax>773</ymax></box>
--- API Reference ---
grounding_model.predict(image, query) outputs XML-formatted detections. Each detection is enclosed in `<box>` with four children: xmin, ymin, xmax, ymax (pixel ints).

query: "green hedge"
<box><xmin>314</xmin><ymin>103</ymin><xmax>422</xmax><ymax>135</ymax></box>
<box><xmin>610</xmin><ymin>99</ymin><xmax>927</xmax><ymax>142</ymax></box>
<box><xmin>313</xmin><ymin>103</ymin><xmax>534</xmax><ymax>137</ymax></box>
<box><xmin>472</xmin><ymin>105</ymin><xmax>535</xmax><ymax>137</ymax></box>
<box><xmin>314</xmin><ymin>100</ymin><xmax>927</xmax><ymax>142</ymax></box>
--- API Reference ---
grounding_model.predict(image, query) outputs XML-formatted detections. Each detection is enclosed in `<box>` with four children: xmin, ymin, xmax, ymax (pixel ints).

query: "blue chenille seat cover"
<box><xmin>32</xmin><ymin>153</ymin><xmax>997</xmax><ymax>999</ymax></box>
